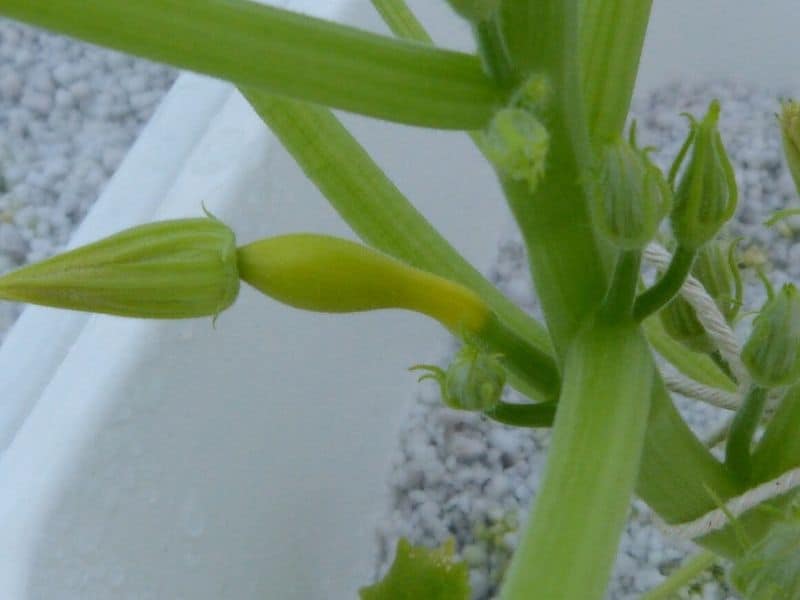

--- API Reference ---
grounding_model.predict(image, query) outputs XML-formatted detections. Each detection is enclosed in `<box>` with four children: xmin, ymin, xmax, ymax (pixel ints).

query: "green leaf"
<box><xmin>360</xmin><ymin>538</ymin><xmax>470</xmax><ymax>600</ymax></box>
<box><xmin>1</xmin><ymin>0</ymin><xmax>500</xmax><ymax>129</ymax></box>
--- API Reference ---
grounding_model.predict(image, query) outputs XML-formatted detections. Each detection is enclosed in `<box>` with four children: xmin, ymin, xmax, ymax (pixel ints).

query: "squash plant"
<box><xmin>3</xmin><ymin>0</ymin><xmax>800</xmax><ymax>597</ymax></box>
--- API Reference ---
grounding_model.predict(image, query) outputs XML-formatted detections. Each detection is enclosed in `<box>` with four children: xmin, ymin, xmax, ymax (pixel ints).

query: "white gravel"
<box><xmin>0</xmin><ymin>19</ymin><xmax>176</xmax><ymax>339</ymax></box>
<box><xmin>374</xmin><ymin>80</ymin><xmax>800</xmax><ymax>600</ymax></box>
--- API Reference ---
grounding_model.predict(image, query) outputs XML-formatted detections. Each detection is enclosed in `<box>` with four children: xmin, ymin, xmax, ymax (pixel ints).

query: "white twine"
<box><xmin>661</xmin><ymin>466</ymin><xmax>800</xmax><ymax>540</ymax></box>
<box><xmin>644</xmin><ymin>243</ymin><xmax>749</xmax><ymax>385</ymax></box>
<box><xmin>659</xmin><ymin>360</ymin><xmax>740</xmax><ymax>411</ymax></box>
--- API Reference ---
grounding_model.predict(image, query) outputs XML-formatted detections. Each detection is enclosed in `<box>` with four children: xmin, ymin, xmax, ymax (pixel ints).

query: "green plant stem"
<box><xmin>501</xmin><ymin>321</ymin><xmax>653</xmax><ymax>600</ymax></box>
<box><xmin>640</xmin><ymin>551</ymin><xmax>717</xmax><ymax>600</ymax></box>
<box><xmin>370</xmin><ymin>0</ymin><xmax>431</xmax><ymax>43</ymax></box>
<box><xmin>580</xmin><ymin>0</ymin><xmax>653</xmax><ymax>144</ymax></box>
<box><xmin>2</xmin><ymin>0</ymin><xmax>501</xmax><ymax>129</ymax></box>
<box><xmin>474</xmin><ymin>17</ymin><xmax>514</xmax><ymax>88</ymax></box>
<box><xmin>484</xmin><ymin>400</ymin><xmax>556</xmax><ymax>428</ymax></box>
<box><xmin>753</xmin><ymin>384</ymin><xmax>800</xmax><ymax>482</ymax></box>
<box><xmin>726</xmin><ymin>385</ymin><xmax>768</xmax><ymax>486</ymax></box>
<box><xmin>600</xmin><ymin>249</ymin><xmax>642</xmax><ymax>321</ymax></box>
<box><xmin>634</xmin><ymin>245</ymin><xmax>697</xmax><ymax>322</ymax></box>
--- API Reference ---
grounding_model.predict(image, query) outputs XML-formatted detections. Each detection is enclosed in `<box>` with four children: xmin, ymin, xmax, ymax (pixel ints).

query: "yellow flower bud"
<box><xmin>0</xmin><ymin>218</ymin><xmax>239</xmax><ymax>318</ymax></box>
<box><xmin>236</xmin><ymin>234</ymin><xmax>490</xmax><ymax>333</ymax></box>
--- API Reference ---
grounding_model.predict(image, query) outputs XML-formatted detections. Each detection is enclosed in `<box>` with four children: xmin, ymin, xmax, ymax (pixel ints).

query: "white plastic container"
<box><xmin>0</xmin><ymin>2</ymin><xmax>798</xmax><ymax>598</ymax></box>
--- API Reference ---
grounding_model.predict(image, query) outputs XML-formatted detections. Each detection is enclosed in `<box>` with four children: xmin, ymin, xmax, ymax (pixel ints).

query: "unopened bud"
<box><xmin>779</xmin><ymin>100</ymin><xmax>800</xmax><ymax>196</ymax></box>
<box><xmin>412</xmin><ymin>345</ymin><xmax>506</xmax><ymax>411</ymax></box>
<box><xmin>237</xmin><ymin>234</ymin><xmax>490</xmax><ymax>333</ymax></box>
<box><xmin>484</xmin><ymin>107</ymin><xmax>549</xmax><ymax>193</ymax></box>
<box><xmin>659</xmin><ymin>294</ymin><xmax>714</xmax><ymax>354</ymax></box>
<box><xmin>590</xmin><ymin>133</ymin><xmax>671</xmax><ymax>249</ymax></box>
<box><xmin>742</xmin><ymin>283</ymin><xmax>800</xmax><ymax>388</ymax></box>
<box><xmin>444</xmin><ymin>0</ymin><xmax>499</xmax><ymax>22</ymax></box>
<box><xmin>692</xmin><ymin>238</ymin><xmax>741</xmax><ymax>323</ymax></box>
<box><xmin>671</xmin><ymin>100</ymin><xmax>738</xmax><ymax>250</ymax></box>
<box><xmin>0</xmin><ymin>217</ymin><xmax>239</xmax><ymax>319</ymax></box>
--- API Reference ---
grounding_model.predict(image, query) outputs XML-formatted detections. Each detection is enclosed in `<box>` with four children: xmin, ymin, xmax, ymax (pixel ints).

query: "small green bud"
<box><xmin>237</xmin><ymin>234</ymin><xmax>490</xmax><ymax>333</ymax></box>
<box><xmin>671</xmin><ymin>100</ymin><xmax>738</xmax><ymax>250</ymax></box>
<box><xmin>484</xmin><ymin>108</ymin><xmax>549</xmax><ymax>193</ymax></box>
<box><xmin>590</xmin><ymin>133</ymin><xmax>672</xmax><ymax>249</ymax></box>
<box><xmin>779</xmin><ymin>100</ymin><xmax>800</xmax><ymax>196</ymax></box>
<box><xmin>659</xmin><ymin>294</ymin><xmax>714</xmax><ymax>354</ymax></box>
<box><xmin>692</xmin><ymin>238</ymin><xmax>742</xmax><ymax>323</ymax></box>
<box><xmin>742</xmin><ymin>284</ymin><xmax>800</xmax><ymax>388</ymax></box>
<box><xmin>444</xmin><ymin>0</ymin><xmax>499</xmax><ymax>22</ymax></box>
<box><xmin>413</xmin><ymin>345</ymin><xmax>506</xmax><ymax>412</ymax></box>
<box><xmin>730</xmin><ymin>517</ymin><xmax>800</xmax><ymax>600</ymax></box>
<box><xmin>0</xmin><ymin>217</ymin><xmax>239</xmax><ymax>319</ymax></box>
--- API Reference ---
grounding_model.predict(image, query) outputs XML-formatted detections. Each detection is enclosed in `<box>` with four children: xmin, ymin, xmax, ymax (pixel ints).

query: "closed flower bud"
<box><xmin>779</xmin><ymin>100</ymin><xmax>800</xmax><ymax>196</ymax></box>
<box><xmin>692</xmin><ymin>238</ymin><xmax>741</xmax><ymax>323</ymax></box>
<box><xmin>659</xmin><ymin>294</ymin><xmax>714</xmax><ymax>354</ymax></box>
<box><xmin>730</xmin><ymin>517</ymin><xmax>800</xmax><ymax>600</ymax></box>
<box><xmin>0</xmin><ymin>217</ymin><xmax>239</xmax><ymax>319</ymax></box>
<box><xmin>742</xmin><ymin>284</ymin><xmax>800</xmax><ymax>388</ymax></box>
<box><xmin>444</xmin><ymin>0</ymin><xmax>499</xmax><ymax>22</ymax></box>
<box><xmin>590</xmin><ymin>134</ymin><xmax>671</xmax><ymax>249</ymax></box>
<box><xmin>237</xmin><ymin>233</ymin><xmax>490</xmax><ymax>334</ymax></box>
<box><xmin>484</xmin><ymin>107</ymin><xmax>549</xmax><ymax>193</ymax></box>
<box><xmin>413</xmin><ymin>345</ymin><xmax>506</xmax><ymax>412</ymax></box>
<box><xmin>671</xmin><ymin>100</ymin><xmax>738</xmax><ymax>250</ymax></box>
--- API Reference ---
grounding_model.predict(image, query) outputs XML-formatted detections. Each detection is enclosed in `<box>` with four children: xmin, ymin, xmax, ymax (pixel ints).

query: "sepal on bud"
<box><xmin>412</xmin><ymin>344</ymin><xmax>506</xmax><ymax>412</ymax></box>
<box><xmin>779</xmin><ymin>100</ymin><xmax>800</xmax><ymax>197</ymax></box>
<box><xmin>670</xmin><ymin>100</ymin><xmax>738</xmax><ymax>250</ymax></box>
<box><xmin>484</xmin><ymin>108</ymin><xmax>549</xmax><ymax>193</ymax></box>
<box><xmin>590</xmin><ymin>129</ymin><xmax>672</xmax><ymax>249</ymax></box>
<box><xmin>0</xmin><ymin>217</ymin><xmax>239</xmax><ymax>319</ymax></box>
<box><xmin>742</xmin><ymin>283</ymin><xmax>800</xmax><ymax>388</ymax></box>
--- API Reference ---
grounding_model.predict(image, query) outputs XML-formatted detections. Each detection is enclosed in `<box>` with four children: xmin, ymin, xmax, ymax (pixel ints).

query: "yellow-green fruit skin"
<box><xmin>0</xmin><ymin>218</ymin><xmax>239</xmax><ymax>318</ymax></box>
<box><xmin>237</xmin><ymin>234</ymin><xmax>489</xmax><ymax>333</ymax></box>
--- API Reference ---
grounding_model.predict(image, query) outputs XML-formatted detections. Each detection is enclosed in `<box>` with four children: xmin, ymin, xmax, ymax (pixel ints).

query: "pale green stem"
<box><xmin>2</xmin><ymin>0</ymin><xmax>500</xmax><ymax>129</ymax></box>
<box><xmin>640</xmin><ymin>551</ymin><xmax>717</xmax><ymax>600</ymax></box>
<box><xmin>370</xmin><ymin>0</ymin><xmax>431</xmax><ymax>43</ymax></box>
<box><xmin>580</xmin><ymin>0</ymin><xmax>653</xmax><ymax>143</ymax></box>
<box><xmin>634</xmin><ymin>245</ymin><xmax>697</xmax><ymax>322</ymax></box>
<box><xmin>501</xmin><ymin>322</ymin><xmax>653</xmax><ymax>600</ymax></box>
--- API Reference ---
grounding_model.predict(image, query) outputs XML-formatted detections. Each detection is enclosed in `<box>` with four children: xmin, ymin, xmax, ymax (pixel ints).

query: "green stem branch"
<box><xmin>726</xmin><ymin>385</ymin><xmax>768</xmax><ymax>486</ymax></box>
<box><xmin>634</xmin><ymin>245</ymin><xmax>697</xmax><ymax>322</ymax></box>
<box><xmin>484</xmin><ymin>400</ymin><xmax>556</xmax><ymax>428</ymax></box>
<box><xmin>640</xmin><ymin>551</ymin><xmax>717</xmax><ymax>600</ymax></box>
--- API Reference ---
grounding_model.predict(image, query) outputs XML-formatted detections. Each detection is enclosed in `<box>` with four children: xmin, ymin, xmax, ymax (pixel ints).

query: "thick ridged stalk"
<box><xmin>501</xmin><ymin>321</ymin><xmax>653</xmax><ymax>600</ymax></box>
